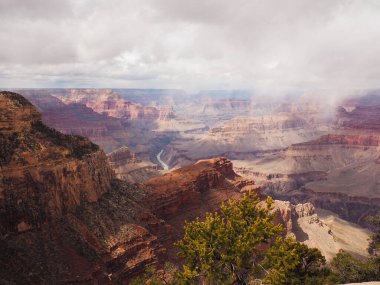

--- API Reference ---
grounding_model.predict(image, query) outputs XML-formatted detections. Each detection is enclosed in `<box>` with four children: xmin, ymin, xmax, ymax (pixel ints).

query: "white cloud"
<box><xmin>0</xmin><ymin>0</ymin><xmax>379</xmax><ymax>91</ymax></box>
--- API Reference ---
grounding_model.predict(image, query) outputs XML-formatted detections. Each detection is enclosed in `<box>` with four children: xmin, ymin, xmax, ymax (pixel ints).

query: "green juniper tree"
<box><xmin>176</xmin><ymin>192</ymin><xmax>282</xmax><ymax>284</ymax></box>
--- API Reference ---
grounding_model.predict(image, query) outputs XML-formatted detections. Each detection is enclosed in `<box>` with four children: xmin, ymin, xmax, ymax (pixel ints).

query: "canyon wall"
<box><xmin>0</xmin><ymin>92</ymin><xmax>168</xmax><ymax>284</ymax></box>
<box><xmin>231</xmin><ymin>97</ymin><xmax>380</xmax><ymax>227</ymax></box>
<box><xmin>161</xmin><ymin>114</ymin><xmax>327</xmax><ymax>168</ymax></box>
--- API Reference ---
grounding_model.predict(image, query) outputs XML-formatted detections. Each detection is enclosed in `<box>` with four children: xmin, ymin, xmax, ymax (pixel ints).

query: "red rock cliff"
<box><xmin>0</xmin><ymin>92</ymin><xmax>115</xmax><ymax>232</ymax></box>
<box><xmin>0</xmin><ymin>92</ymin><xmax>167</xmax><ymax>284</ymax></box>
<box><xmin>144</xmin><ymin>157</ymin><xmax>260</xmax><ymax>242</ymax></box>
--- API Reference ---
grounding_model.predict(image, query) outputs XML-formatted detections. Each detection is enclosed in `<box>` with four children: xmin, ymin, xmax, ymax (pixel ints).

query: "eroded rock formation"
<box><xmin>144</xmin><ymin>158</ymin><xmax>260</xmax><ymax>236</ymax></box>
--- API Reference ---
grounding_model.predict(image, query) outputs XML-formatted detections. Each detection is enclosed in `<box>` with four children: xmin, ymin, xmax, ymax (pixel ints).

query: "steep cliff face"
<box><xmin>0</xmin><ymin>92</ymin><xmax>167</xmax><ymax>284</ymax></box>
<box><xmin>0</xmin><ymin>92</ymin><xmax>115</xmax><ymax>233</ymax></box>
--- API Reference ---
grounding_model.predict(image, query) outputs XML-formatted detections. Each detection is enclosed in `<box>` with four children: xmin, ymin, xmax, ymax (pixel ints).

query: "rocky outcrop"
<box><xmin>107</xmin><ymin>147</ymin><xmax>161</xmax><ymax>183</ymax></box>
<box><xmin>144</xmin><ymin>158</ymin><xmax>260</xmax><ymax>238</ymax></box>
<box><xmin>293</xmin><ymin>202</ymin><xmax>315</xmax><ymax>217</ymax></box>
<box><xmin>0</xmin><ymin>92</ymin><xmax>115</xmax><ymax>232</ymax></box>
<box><xmin>0</xmin><ymin>92</ymin><xmax>41</xmax><ymax>134</ymax></box>
<box><xmin>271</xmin><ymin>200</ymin><xmax>294</xmax><ymax>236</ymax></box>
<box><xmin>271</xmin><ymin>201</ymin><xmax>315</xmax><ymax>237</ymax></box>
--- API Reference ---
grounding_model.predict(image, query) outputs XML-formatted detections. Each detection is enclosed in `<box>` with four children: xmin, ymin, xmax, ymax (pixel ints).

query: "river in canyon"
<box><xmin>156</xmin><ymin>149</ymin><xmax>169</xmax><ymax>170</ymax></box>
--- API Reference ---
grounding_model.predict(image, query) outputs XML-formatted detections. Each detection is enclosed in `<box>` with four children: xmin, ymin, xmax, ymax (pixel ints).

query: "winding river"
<box><xmin>156</xmin><ymin>149</ymin><xmax>169</xmax><ymax>170</ymax></box>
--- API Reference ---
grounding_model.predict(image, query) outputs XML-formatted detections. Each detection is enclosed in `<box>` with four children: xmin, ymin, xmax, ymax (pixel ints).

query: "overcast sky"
<box><xmin>0</xmin><ymin>0</ymin><xmax>380</xmax><ymax>91</ymax></box>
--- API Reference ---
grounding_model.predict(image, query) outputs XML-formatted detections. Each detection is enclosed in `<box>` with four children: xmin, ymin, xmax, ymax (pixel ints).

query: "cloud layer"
<box><xmin>1</xmin><ymin>0</ymin><xmax>380</xmax><ymax>90</ymax></box>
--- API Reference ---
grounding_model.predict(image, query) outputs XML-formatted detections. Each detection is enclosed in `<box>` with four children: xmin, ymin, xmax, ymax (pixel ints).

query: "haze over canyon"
<box><xmin>1</xmin><ymin>0</ymin><xmax>380</xmax><ymax>284</ymax></box>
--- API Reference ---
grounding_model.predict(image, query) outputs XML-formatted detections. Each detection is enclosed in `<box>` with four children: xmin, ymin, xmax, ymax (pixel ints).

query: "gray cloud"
<box><xmin>0</xmin><ymin>0</ymin><xmax>379</xmax><ymax>91</ymax></box>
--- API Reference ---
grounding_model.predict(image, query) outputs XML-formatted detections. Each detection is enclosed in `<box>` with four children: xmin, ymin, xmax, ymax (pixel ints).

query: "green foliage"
<box><xmin>331</xmin><ymin>250</ymin><xmax>380</xmax><ymax>283</ymax></box>
<box><xmin>263</xmin><ymin>237</ymin><xmax>326</xmax><ymax>285</ymax></box>
<box><xmin>130</xmin><ymin>263</ymin><xmax>179</xmax><ymax>285</ymax></box>
<box><xmin>368</xmin><ymin>211</ymin><xmax>380</xmax><ymax>256</ymax></box>
<box><xmin>176</xmin><ymin>192</ymin><xmax>282</xmax><ymax>284</ymax></box>
<box><xmin>32</xmin><ymin>121</ymin><xmax>99</xmax><ymax>158</ymax></box>
<box><xmin>133</xmin><ymin>194</ymin><xmax>380</xmax><ymax>284</ymax></box>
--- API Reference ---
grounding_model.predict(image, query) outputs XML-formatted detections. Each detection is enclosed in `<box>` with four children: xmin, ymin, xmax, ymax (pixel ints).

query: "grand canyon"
<box><xmin>0</xmin><ymin>88</ymin><xmax>379</xmax><ymax>283</ymax></box>
<box><xmin>2</xmin><ymin>1</ymin><xmax>380</xmax><ymax>284</ymax></box>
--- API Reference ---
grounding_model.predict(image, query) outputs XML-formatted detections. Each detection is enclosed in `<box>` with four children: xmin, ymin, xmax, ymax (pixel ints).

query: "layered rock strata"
<box><xmin>0</xmin><ymin>92</ymin><xmax>167</xmax><ymax>284</ymax></box>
